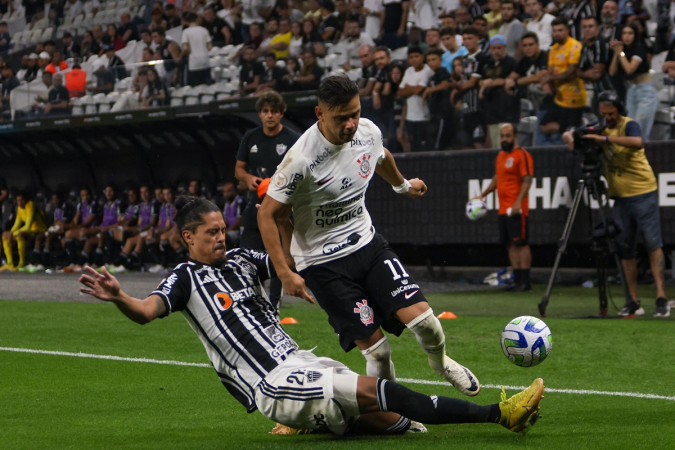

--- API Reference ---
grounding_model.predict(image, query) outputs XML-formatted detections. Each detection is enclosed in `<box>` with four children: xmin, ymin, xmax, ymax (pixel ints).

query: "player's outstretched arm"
<box><xmin>79</xmin><ymin>266</ymin><xmax>167</xmax><ymax>324</ymax></box>
<box><xmin>375</xmin><ymin>148</ymin><xmax>427</xmax><ymax>199</ymax></box>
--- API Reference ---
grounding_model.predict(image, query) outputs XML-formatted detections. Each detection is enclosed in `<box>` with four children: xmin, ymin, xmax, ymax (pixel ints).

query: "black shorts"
<box><xmin>300</xmin><ymin>234</ymin><xmax>427</xmax><ymax>352</ymax></box>
<box><xmin>499</xmin><ymin>214</ymin><xmax>529</xmax><ymax>246</ymax></box>
<box><xmin>539</xmin><ymin>103</ymin><xmax>584</xmax><ymax>133</ymax></box>
<box><xmin>462</xmin><ymin>112</ymin><xmax>486</xmax><ymax>143</ymax></box>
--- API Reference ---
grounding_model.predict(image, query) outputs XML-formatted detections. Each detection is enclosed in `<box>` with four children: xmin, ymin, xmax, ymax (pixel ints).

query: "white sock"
<box><xmin>406</xmin><ymin>308</ymin><xmax>447</xmax><ymax>371</ymax></box>
<box><xmin>361</xmin><ymin>336</ymin><xmax>396</xmax><ymax>381</ymax></box>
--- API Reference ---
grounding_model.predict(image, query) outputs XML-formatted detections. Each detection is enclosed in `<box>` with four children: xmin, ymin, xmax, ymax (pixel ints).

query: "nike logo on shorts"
<box><xmin>405</xmin><ymin>290</ymin><xmax>419</xmax><ymax>300</ymax></box>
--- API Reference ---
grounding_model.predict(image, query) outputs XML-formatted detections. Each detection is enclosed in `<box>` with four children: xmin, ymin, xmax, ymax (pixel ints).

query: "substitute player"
<box><xmin>0</xmin><ymin>191</ymin><xmax>47</xmax><ymax>271</ymax></box>
<box><xmin>235</xmin><ymin>91</ymin><xmax>301</xmax><ymax>308</ymax></box>
<box><xmin>258</xmin><ymin>75</ymin><xmax>480</xmax><ymax>397</ymax></box>
<box><xmin>477</xmin><ymin>124</ymin><xmax>534</xmax><ymax>292</ymax></box>
<box><xmin>78</xmin><ymin>196</ymin><xmax>544</xmax><ymax>436</ymax></box>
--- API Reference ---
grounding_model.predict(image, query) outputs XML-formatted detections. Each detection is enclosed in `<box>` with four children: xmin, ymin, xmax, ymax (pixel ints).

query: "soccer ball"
<box><xmin>501</xmin><ymin>316</ymin><xmax>552</xmax><ymax>367</ymax></box>
<box><xmin>466</xmin><ymin>199</ymin><xmax>487</xmax><ymax>221</ymax></box>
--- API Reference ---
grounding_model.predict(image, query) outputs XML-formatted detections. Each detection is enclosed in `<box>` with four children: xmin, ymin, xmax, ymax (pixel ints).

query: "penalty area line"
<box><xmin>2</xmin><ymin>346</ymin><xmax>674</xmax><ymax>402</ymax></box>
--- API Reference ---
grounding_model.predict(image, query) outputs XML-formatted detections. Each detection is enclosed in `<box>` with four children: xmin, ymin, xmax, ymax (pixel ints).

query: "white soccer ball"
<box><xmin>466</xmin><ymin>199</ymin><xmax>487</xmax><ymax>221</ymax></box>
<box><xmin>501</xmin><ymin>316</ymin><xmax>552</xmax><ymax>367</ymax></box>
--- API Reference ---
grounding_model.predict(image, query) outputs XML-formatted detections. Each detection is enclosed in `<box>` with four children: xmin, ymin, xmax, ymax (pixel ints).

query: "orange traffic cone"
<box><xmin>280</xmin><ymin>317</ymin><xmax>299</xmax><ymax>324</ymax></box>
<box><xmin>437</xmin><ymin>311</ymin><xmax>457</xmax><ymax>319</ymax></box>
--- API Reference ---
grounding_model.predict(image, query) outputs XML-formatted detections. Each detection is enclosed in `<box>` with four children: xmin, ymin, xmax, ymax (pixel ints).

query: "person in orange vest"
<box><xmin>45</xmin><ymin>50</ymin><xmax>69</xmax><ymax>74</ymax></box>
<box><xmin>65</xmin><ymin>62</ymin><xmax>87</xmax><ymax>97</ymax></box>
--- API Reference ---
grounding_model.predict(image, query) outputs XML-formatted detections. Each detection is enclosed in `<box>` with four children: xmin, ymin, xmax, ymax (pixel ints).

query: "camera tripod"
<box><xmin>538</xmin><ymin>158</ymin><xmax>634</xmax><ymax>318</ymax></box>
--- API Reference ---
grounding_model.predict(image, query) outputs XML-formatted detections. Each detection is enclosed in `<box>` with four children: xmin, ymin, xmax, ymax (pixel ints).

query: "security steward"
<box><xmin>562</xmin><ymin>90</ymin><xmax>669</xmax><ymax>318</ymax></box>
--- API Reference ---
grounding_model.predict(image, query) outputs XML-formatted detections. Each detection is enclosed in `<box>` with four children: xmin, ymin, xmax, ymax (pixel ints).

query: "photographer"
<box><xmin>562</xmin><ymin>91</ymin><xmax>669</xmax><ymax>318</ymax></box>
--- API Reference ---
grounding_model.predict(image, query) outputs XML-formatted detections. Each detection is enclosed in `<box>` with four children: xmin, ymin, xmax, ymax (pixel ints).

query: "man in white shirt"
<box><xmin>525</xmin><ymin>0</ymin><xmax>554</xmax><ymax>50</ymax></box>
<box><xmin>498</xmin><ymin>0</ymin><xmax>526</xmax><ymax>58</ymax></box>
<box><xmin>180</xmin><ymin>12</ymin><xmax>213</xmax><ymax>86</ymax></box>
<box><xmin>258</xmin><ymin>74</ymin><xmax>481</xmax><ymax>401</ymax></box>
<box><xmin>397</xmin><ymin>46</ymin><xmax>434</xmax><ymax>151</ymax></box>
<box><xmin>336</xmin><ymin>19</ymin><xmax>375</xmax><ymax>70</ymax></box>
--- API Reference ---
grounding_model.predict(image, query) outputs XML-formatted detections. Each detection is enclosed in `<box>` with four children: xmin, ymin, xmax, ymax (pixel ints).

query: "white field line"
<box><xmin>2</xmin><ymin>346</ymin><xmax>674</xmax><ymax>402</ymax></box>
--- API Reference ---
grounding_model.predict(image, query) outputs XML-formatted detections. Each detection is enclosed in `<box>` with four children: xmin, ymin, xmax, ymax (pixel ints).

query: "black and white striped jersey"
<box><xmin>462</xmin><ymin>50</ymin><xmax>487</xmax><ymax>113</ymax></box>
<box><xmin>152</xmin><ymin>248</ymin><xmax>298</xmax><ymax>412</ymax></box>
<box><xmin>558</xmin><ymin>0</ymin><xmax>595</xmax><ymax>41</ymax></box>
<box><xmin>579</xmin><ymin>38</ymin><xmax>615</xmax><ymax>97</ymax></box>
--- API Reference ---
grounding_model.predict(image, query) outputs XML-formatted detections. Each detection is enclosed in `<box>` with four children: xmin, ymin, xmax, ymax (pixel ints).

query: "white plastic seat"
<box><xmin>71</xmin><ymin>97</ymin><xmax>84</xmax><ymax>115</ymax></box>
<box><xmin>170</xmin><ymin>86</ymin><xmax>186</xmax><ymax>106</ymax></box>
<box><xmin>391</xmin><ymin>46</ymin><xmax>408</xmax><ymax>61</ymax></box>
<box><xmin>200</xmin><ymin>85</ymin><xmax>217</xmax><ymax>104</ymax></box>
<box><xmin>184</xmin><ymin>85</ymin><xmax>202</xmax><ymax>105</ymax></box>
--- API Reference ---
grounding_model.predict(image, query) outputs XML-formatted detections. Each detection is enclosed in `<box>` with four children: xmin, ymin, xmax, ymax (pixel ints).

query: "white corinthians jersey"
<box><xmin>266</xmin><ymin>118</ymin><xmax>385</xmax><ymax>271</ymax></box>
<box><xmin>152</xmin><ymin>248</ymin><xmax>298</xmax><ymax>412</ymax></box>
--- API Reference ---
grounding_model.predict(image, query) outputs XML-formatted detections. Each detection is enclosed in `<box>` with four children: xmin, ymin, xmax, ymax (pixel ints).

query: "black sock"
<box><xmin>65</xmin><ymin>239</ymin><xmax>77</xmax><ymax>265</ymax></box>
<box><xmin>513</xmin><ymin>269</ymin><xmax>522</xmax><ymax>285</ymax></box>
<box><xmin>523</xmin><ymin>269</ymin><xmax>531</xmax><ymax>287</ymax></box>
<box><xmin>376</xmin><ymin>379</ymin><xmax>501</xmax><ymax>425</ymax></box>
<box><xmin>385</xmin><ymin>416</ymin><xmax>411</xmax><ymax>434</ymax></box>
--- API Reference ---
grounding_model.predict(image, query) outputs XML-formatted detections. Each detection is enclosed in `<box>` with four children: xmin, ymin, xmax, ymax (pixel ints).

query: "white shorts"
<box><xmin>254</xmin><ymin>350</ymin><xmax>360</xmax><ymax>435</ymax></box>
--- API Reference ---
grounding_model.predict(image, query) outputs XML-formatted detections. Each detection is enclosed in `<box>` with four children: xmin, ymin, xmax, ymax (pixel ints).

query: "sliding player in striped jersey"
<box><xmin>79</xmin><ymin>196</ymin><xmax>544</xmax><ymax>436</ymax></box>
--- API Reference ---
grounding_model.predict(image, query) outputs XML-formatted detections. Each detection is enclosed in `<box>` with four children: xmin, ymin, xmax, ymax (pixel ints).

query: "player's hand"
<box><xmin>280</xmin><ymin>272</ymin><xmax>315</xmax><ymax>304</ymax></box>
<box><xmin>405</xmin><ymin>178</ymin><xmax>427</xmax><ymax>199</ymax></box>
<box><xmin>510</xmin><ymin>203</ymin><xmax>521</xmax><ymax>216</ymax></box>
<box><xmin>79</xmin><ymin>266</ymin><xmax>121</xmax><ymax>302</ymax></box>
<box><xmin>246</xmin><ymin>174</ymin><xmax>263</xmax><ymax>191</ymax></box>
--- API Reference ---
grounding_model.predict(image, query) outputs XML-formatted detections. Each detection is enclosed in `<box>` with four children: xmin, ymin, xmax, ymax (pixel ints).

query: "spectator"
<box><xmin>579</xmin><ymin>17</ymin><xmax>614</xmax><ymax>112</ymax></box>
<box><xmin>407</xmin><ymin>26</ymin><xmax>428</xmax><ymax>54</ymax></box>
<box><xmin>111</xmin><ymin>69</ymin><xmax>147</xmax><ymax>111</ymax></box>
<box><xmin>618</xmin><ymin>0</ymin><xmax>650</xmax><ymax>28</ymax></box>
<box><xmin>304</xmin><ymin>0</ymin><xmax>322</xmax><ymax>23</ymax></box>
<box><xmin>0</xmin><ymin>21</ymin><xmax>9</xmax><ymax>53</ymax></box>
<box><xmin>81</xmin><ymin>31</ymin><xmax>98</xmax><ymax>59</ymax></box>
<box><xmin>92</xmin><ymin>25</ymin><xmax>106</xmax><ymax>54</ymax></box>
<box><xmin>45</xmin><ymin>50</ymin><xmax>68</xmax><ymax>74</ymax></box>
<box><xmin>106</xmin><ymin>24</ymin><xmax>125</xmax><ymax>51</ymax></box>
<box><xmin>425</xmin><ymin>28</ymin><xmax>444</xmax><ymax>53</ymax></box>
<box><xmin>423</xmin><ymin>49</ymin><xmax>454</xmax><ymax>149</ymax></box>
<box><xmin>397</xmin><ymin>46</ymin><xmax>434</xmax><ymax>151</ymax></box>
<box><xmin>334</xmin><ymin>0</ymin><xmax>358</xmax><ymax>39</ymax></box>
<box><xmin>23</xmin><ymin>54</ymin><xmax>39</xmax><ymax>82</ymax></box>
<box><xmin>505</xmin><ymin>32</ymin><xmax>549</xmax><ymax>145</ymax></box>
<box><xmin>275</xmin><ymin>0</ymin><xmax>304</xmax><ymax>23</ymax></box>
<box><xmin>318</xmin><ymin>0</ymin><xmax>339</xmax><ymax>42</ymax></box>
<box><xmin>357</xmin><ymin>44</ymin><xmax>377</xmax><ymax>97</ymax></box>
<box><xmin>485</xmin><ymin>0</ymin><xmax>503</xmax><ymax>38</ymax></box>
<box><xmin>0</xmin><ymin>64</ymin><xmax>19</xmax><ymax>115</ymax></box>
<box><xmin>454</xmin><ymin>7</ymin><xmax>473</xmax><ymax>33</ymax></box>
<box><xmin>539</xmin><ymin>18</ymin><xmax>586</xmax><ymax>143</ymax></box>
<box><xmin>103</xmin><ymin>45</ymin><xmax>128</xmax><ymax>80</ymax></box>
<box><xmin>525</xmin><ymin>0</ymin><xmax>554</xmax><ymax>50</ymax></box>
<box><xmin>216</xmin><ymin>181</ymin><xmax>243</xmax><ymax>248</ymax></box>
<box><xmin>266</xmin><ymin>17</ymin><xmax>292</xmax><ymax>59</ymax></box>
<box><xmin>217</xmin><ymin>0</ymin><xmax>243</xmax><ymax>32</ymax></box>
<box><xmin>440</xmin><ymin>27</ymin><xmax>468</xmax><ymax>73</ymax></box>
<box><xmin>65</xmin><ymin>62</ymin><xmax>86</xmax><ymax>98</ymax></box>
<box><xmin>203</xmin><ymin>6</ymin><xmax>233</xmax><ymax>46</ymax></box>
<box><xmin>472</xmin><ymin>16</ymin><xmax>491</xmax><ymax>52</ymax></box>
<box><xmin>31</xmin><ymin>71</ymin><xmax>53</xmax><ymax>108</ymax></box>
<box><xmin>44</xmin><ymin>73</ymin><xmax>70</xmax><ymax>116</ymax></box>
<box><xmin>390</xmin><ymin>62</ymin><xmax>408</xmax><ymax>151</ymax></box>
<box><xmin>284</xmin><ymin>56</ymin><xmax>300</xmax><ymax>78</ymax></box>
<box><xmin>286</xmin><ymin>49</ymin><xmax>323</xmax><ymax>91</ymax></box>
<box><xmin>460</xmin><ymin>0</ymin><xmax>484</xmax><ymax>21</ymax></box>
<box><xmin>181</xmin><ymin>12</ymin><xmax>212</xmax><ymax>87</ymax></box>
<box><xmin>498</xmin><ymin>0</ymin><xmax>526</xmax><ymax>58</ymax></box>
<box><xmin>337</xmin><ymin>19</ymin><xmax>375</xmax><ymax>70</ymax></box>
<box><xmin>23</xmin><ymin>0</ymin><xmax>45</xmax><ymax>24</ymax></box>
<box><xmin>148</xmin><ymin>7</ymin><xmax>168</xmax><ymax>32</ymax></box>
<box><xmin>140</xmin><ymin>29</ymin><xmax>156</xmax><ymax>53</ymax></box>
<box><xmin>91</xmin><ymin>62</ymin><xmax>115</xmax><ymax>94</ymax></box>
<box><xmin>599</xmin><ymin>0</ymin><xmax>620</xmax><ymax>42</ymax></box>
<box><xmin>558</xmin><ymin>0</ymin><xmax>595</xmax><ymax>42</ymax></box>
<box><xmin>608</xmin><ymin>22</ymin><xmax>658</xmax><ymax>140</ymax></box>
<box><xmin>239</xmin><ymin>45</ymin><xmax>264</xmax><ymax>94</ymax></box>
<box><xmin>256</xmin><ymin>52</ymin><xmax>286</xmax><ymax>93</ymax></box>
<box><xmin>477</xmin><ymin>35</ymin><xmax>518</xmax><ymax>147</ymax></box>
<box><xmin>453</xmin><ymin>26</ymin><xmax>487</xmax><ymax>148</ymax></box>
<box><xmin>240</xmin><ymin>0</ymin><xmax>274</xmax><ymax>44</ymax></box>
<box><xmin>143</xmin><ymin>68</ymin><xmax>167</xmax><ymax>107</ymax></box>
<box><xmin>288</xmin><ymin>20</ymin><xmax>303</xmax><ymax>56</ymax></box>
<box><xmin>260</xmin><ymin>17</ymin><xmax>279</xmax><ymax>49</ymax></box>
<box><xmin>36</xmin><ymin>51</ymin><xmax>50</xmax><ymax>79</ymax></box>
<box><xmin>62</xmin><ymin>32</ymin><xmax>81</xmax><ymax>59</ymax></box>
<box><xmin>118</xmin><ymin>12</ymin><xmax>140</xmax><ymax>44</ymax></box>
<box><xmin>363</xmin><ymin>0</ymin><xmax>382</xmax><ymax>38</ymax></box>
<box><xmin>153</xmin><ymin>28</ymin><xmax>181</xmax><ymax>86</ymax></box>
<box><xmin>371</xmin><ymin>46</ymin><xmax>394</xmax><ymax>141</ymax></box>
<box><xmin>411</xmin><ymin>0</ymin><xmax>437</xmax><ymax>32</ymax></box>
<box><xmin>165</xmin><ymin>4</ymin><xmax>182</xmax><ymax>29</ymax></box>
<box><xmin>301</xmin><ymin>18</ymin><xmax>321</xmax><ymax>45</ymax></box>
<box><xmin>44</xmin><ymin>41</ymin><xmax>57</xmax><ymax>58</ymax></box>
<box><xmin>380</xmin><ymin>0</ymin><xmax>409</xmax><ymax>49</ymax></box>
<box><xmin>16</xmin><ymin>56</ymin><xmax>30</xmax><ymax>81</ymax></box>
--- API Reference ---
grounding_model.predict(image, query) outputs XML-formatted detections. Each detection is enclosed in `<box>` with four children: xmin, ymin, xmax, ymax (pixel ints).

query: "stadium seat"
<box><xmin>170</xmin><ymin>86</ymin><xmax>187</xmax><ymax>106</ymax></box>
<box><xmin>115</xmin><ymin>77</ymin><xmax>133</xmax><ymax>91</ymax></box>
<box><xmin>41</xmin><ymin>27</ymin><xmax>54</xmax><ymax>40</ymax></box>
<box><xmin>10</xmin><ymin>8</ymin><xmax>25</xmax><ymax>20</ymax></box>
<box><xmin>215</xmin><ymin>82</ymin><xmax>235</xmax><ymax>100</ymax></box>
<box><xmin>391</xmin><ymin>46</ymin><xmax>408</xmax><ymax>60</ymax></box>
<box><xmin>93</xmin><ymin>93</ymin><xmax>109</xmax><ymax>112</ymax></box>
<box><xmin>1</xmin><ymin>12</ymin><xmax>9</xmax><ymax>21</ymax></box>
<box><xmin>10</xmin><ymin>31</ymin><xmax>23</xmax><ymax>49</ymax></box>
<box><xmin>517</xmin><ymin>116</ymin><xmax>537</xmax><ymax>147</ymax></box>
<box><xmin>81</xmin><ymin>95</ymin><xmax>97</xmax><ymax>114</ymax></box>
<box><xmin>346</xmin><ymin>68</ymin><xmax>361</xmax><ymax>82</ymax></box>
<box><xmin>211</xmin><ymin>66</ymin><xmax>222</xmax><ymax>82</ymax></box>
<box><xmin>184</xmin><ymin>85</ymin><xmax>204</xmax><ymax>106</ymax></box>
<box><xmin>200</xmin><ymin>84</ymin><xmax>217</xmax><ymax>104</ymax></box>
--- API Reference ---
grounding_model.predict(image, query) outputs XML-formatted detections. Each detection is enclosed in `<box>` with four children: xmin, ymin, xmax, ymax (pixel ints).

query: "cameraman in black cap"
<box><xmin>562</xmin><ymin>91</ymin><xmax>669</xmax><ymax>318</ymax></box>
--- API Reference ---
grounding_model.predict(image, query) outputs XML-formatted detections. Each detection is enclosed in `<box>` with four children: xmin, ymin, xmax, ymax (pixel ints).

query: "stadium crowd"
<box><xmin>0</xmin><ymin>177</ymin><xmax>246</xmax><ymax>273</ymax></box>
<box><xmin>1</xmin><ymin>0</ymin><xmax>675</xmax><ymax>150</ymax></box>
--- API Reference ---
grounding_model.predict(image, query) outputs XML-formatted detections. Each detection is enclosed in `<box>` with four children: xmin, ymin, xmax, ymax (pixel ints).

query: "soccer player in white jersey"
<box><xmin>79</xmin><ymin>196</ymin><xmax>544</xmax><ymax>436</ymax></box>
<box><xmin>258</xmin><ymin>75</ymin><xmax>480</xmax><ymax>397</ymax></box>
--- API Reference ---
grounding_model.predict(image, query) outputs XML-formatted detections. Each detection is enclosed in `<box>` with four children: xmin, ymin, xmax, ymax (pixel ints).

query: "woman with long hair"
<box><xmin>143</xmin><ymin>67</ymin><xmax>168</xmax><ymax>107</ymax></box>
<box><xmin>301</xmin><ymin>19</ymin><xmax>320</xmax><ymax>45</ymax></box>
<box><xmin>81</xmin><ymin>31</ymin><xmax>96</xmax><ymax>59</ymax></box>
<box><xmin>106</xmin><ymin>23</ymin><xmax>125</xmax><ymax>51</ymax></box>
<box><xmin>609</xmin><ymin>22</ymin><xmax>658</xmax><ymax>140</ymax></box>
<box><xmin>289</xmin><ymin>21</ymin><xmax>304</xmax><ymax>57</ymax></box>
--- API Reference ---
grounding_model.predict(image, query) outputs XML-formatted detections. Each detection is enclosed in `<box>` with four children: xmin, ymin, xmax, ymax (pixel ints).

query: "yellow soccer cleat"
<box><xmin>499</xmin><ymin>378</ymin><xmax>544</xmax><ymax>434</ymax></box>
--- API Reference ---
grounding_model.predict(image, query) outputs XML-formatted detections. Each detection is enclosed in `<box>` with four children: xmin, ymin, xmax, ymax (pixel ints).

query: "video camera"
<box><xmin>572</xmin><ymin>119</ymin><xmax>606</xmax><ymax>159</ymax></box>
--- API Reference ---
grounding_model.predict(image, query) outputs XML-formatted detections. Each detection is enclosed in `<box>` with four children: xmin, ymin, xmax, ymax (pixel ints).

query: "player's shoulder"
<box><xmin>226</xmin><ymin>248</ymin><xmax>268</xmax><ymax>270</ymax></box>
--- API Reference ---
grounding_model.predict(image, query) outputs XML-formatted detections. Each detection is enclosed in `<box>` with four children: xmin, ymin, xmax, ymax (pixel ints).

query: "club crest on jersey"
<box><xmin>505</xmin><ymin>157</ymin><xmax>514</xmax><ymax>168</ymax></box>
<box><xmin>273</xmin><ymin>172</ymin><xmax>288</xmax><ymax>188</ymax></box>
<box><xmin>357</xmin><ymin>154</ymin><xmax>372</xmax><ymax>179</ymax></box>
<box><xmin>276</xmin><ymin>143</ymin><xmax>287</xmax><ymax>155</ymax></box>
<box><xmin>354</xmin><ymin>299</ymin><xmax>374</xmax><ymax>325</ymax></box>
<box><xmin>237</xmin><ymin>259</ymin><xmax>256</xmax><ymax>275</ymax></box>
<box><xmin>307</xmin><ymin>371</ymin><xmax>323</xmax><ymax>383</ymax></box>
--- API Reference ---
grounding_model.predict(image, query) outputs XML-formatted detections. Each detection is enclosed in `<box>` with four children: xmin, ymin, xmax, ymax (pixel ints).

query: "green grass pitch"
<box><xmin>1</xmin><ymin>286</ymin><xmax>674</xmax><ymax>450</ymax></box>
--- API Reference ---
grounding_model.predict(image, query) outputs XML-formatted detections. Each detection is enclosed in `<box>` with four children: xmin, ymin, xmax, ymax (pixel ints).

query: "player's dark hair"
<box><xmin>255</xmin><ymin>90</ymin><xmax>287</xmax><ymax>114</ymax></box>
<box><xmin>184</xmin><ymin>11</ymin><xmax>198</xmax><ymax>23</ymax></box>
<box><xmin>520</xmin><ymin>31</ymin><xmax>539</xmax><ymax>44</ymax></box>
<box><xmin>317</xmin><ymin>75</ymin><xmax>359</xmax><ymax>111</ymax></box>
<box><xmin>175</xmin><ymin>195</ymin><xmax>221</xmax><ymax>236</ymax></box>
<box><xmin>551</xmin><ymin>17</ymin><xmax>569</xmax><ymax>29</ymax></box>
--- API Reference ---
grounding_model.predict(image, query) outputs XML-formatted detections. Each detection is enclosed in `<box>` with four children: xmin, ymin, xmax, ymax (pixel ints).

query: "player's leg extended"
<box><xmin>355</xmin><ymin>328</ymin><xmax>396</xmax><ymax>381</ymax></box>
<box><xmin>356</xmin><ymin>376</ymin><xmax>544</xmax><ymax>433</ymax></box>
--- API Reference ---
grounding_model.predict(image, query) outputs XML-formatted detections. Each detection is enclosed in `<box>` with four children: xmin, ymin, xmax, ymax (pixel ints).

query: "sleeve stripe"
<box><xmin>151</xmin><ymin>290</ymin><xmax>173</xmax><ymax>313</ymax></box>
